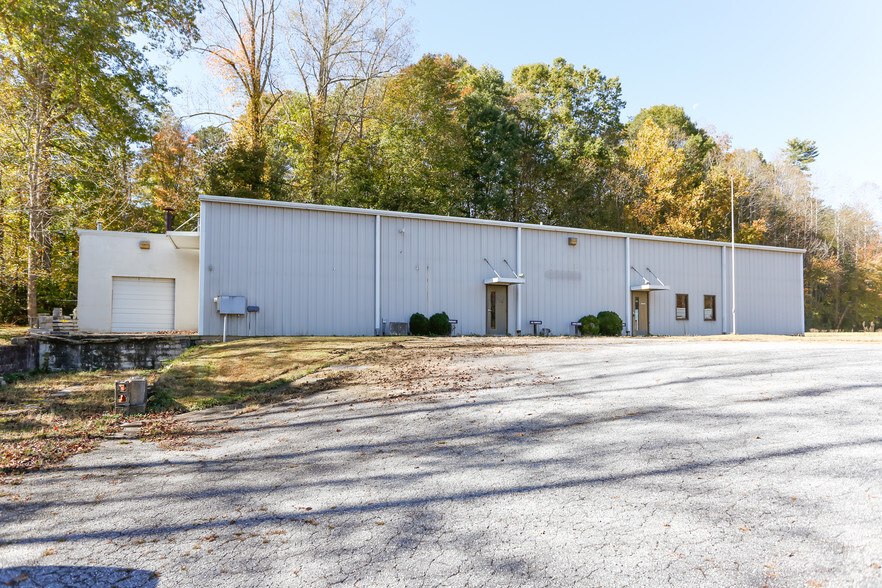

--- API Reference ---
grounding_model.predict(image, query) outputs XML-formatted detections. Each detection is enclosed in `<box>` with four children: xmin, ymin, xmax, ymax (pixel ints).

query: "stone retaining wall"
<box><xmin>0</xmin><ymin>335</ymin><xmax>220</xmax><ymax>375</ymax></box>
<box><xmin>0</xmin><ymin>339</ymin><xmax>38</xmax><ymax>375</ymax></box>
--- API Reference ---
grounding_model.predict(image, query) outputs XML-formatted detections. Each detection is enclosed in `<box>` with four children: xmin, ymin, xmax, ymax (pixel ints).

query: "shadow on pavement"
<box><xmin>0</xmin><ymin>566</ymin><xmax>158</xmax><ymax>588</ymax></box>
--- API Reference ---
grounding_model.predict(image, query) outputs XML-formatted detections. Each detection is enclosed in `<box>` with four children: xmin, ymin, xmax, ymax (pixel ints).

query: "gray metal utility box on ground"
<box><xmin>114</xmin><ymin>377</ymin><xmax>148</xmax><ymax>415</ymax></box>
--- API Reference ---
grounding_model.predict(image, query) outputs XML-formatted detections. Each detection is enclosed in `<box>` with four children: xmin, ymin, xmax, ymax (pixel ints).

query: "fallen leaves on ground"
<box><xmin>139</xmin><ymin>414</ymin><xmax>201</xmax><ymax>449</ymax></box>
<box><xmin>1</xmin><ymin>414</ymin><xmax>121</xmax><ymax>482</ymax></box>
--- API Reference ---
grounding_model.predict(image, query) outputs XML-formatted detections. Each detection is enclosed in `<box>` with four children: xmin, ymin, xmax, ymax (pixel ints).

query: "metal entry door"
<box><xmin>486</xmin><ymin>285</ymin><xmax>508</xmax><ymax>335</ymax></box>
<box><xmin>633</xmin><ymin>291</ymin><xmax>649</xmax><ymax>336</ymax></box>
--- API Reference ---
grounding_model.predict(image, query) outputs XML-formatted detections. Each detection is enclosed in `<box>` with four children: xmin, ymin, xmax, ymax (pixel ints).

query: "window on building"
<box><xmin>704</xmin><ymin>295</ymin><xmax>716</xmax><ymax>321</ymax></box>
<box><xmin>676</xmin><ymin>294</ymin><xmax>688</xmax><ymax>320</ymax></box>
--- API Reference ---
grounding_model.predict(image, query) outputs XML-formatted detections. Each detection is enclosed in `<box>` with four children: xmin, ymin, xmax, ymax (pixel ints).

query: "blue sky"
<box><xmin>169</xmin><ymin>0</ymin><xmax>882</xmax><ymax>217</ymax></box>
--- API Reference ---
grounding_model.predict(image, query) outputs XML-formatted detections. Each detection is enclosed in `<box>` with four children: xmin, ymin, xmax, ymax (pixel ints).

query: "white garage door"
<box><xmin>111</xmin><ymin>277</ymin><xmax>175</xmax><ymax>333</ymax></box>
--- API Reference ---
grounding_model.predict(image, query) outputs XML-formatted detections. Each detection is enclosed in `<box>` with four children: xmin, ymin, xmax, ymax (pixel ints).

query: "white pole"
<box><xmin>731</xmin><ymin>177</ymin><xmax>737</xmax><ymax>334</ymax></box>
<box><xmin>223</xmin><ymin>315</ymin><xmax>228</xmax><ymax>343</ymax></box>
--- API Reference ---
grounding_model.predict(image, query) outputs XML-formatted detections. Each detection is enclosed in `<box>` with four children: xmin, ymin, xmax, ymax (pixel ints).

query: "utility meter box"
<box><xmin>115</xmin><ymin>377</ymin><xmax>148</xmax><ymax>415</ymax></box>
<box><xmin>215</xmin><ymin>295</ymin><xmax>246</xmax><ymax>315</ymax></box>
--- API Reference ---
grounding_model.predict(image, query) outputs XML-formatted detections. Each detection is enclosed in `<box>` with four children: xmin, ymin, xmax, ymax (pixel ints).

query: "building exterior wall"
<box><xmin>77</xmin><ymin>230</ymin><xmax>199</xmax><ymax>333</ymax></box>
<box><xmin>198</xmin><ymin>201</ymin><xmax>376</xmax><ymax>337</ymax></box>
<box><xmin>521</xmin><ymin>230</ymin><xmax>625</xmax><ymax>335</ymax></box>
<box><xmin>378</xmin><ymin>216</ymin><xmax>519</xmax><ymax>336</ymax></box>
<box><xmin>728</xmin><ymin>247</ymin><xmax>805</xmax><ymax>335</ymax></box>
<box><xmin>197</xmin><ymin>196</ymin><xmax>806</xmax><ymax>338</ymax></box>
<box><xmin>630</xmin><ymin>239</ymin><xmax>725</xmax><ymax>336</ymax></box>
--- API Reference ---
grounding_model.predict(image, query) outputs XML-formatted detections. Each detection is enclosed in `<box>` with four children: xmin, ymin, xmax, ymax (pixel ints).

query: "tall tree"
<box><xmin>510</xmin><ymin>58</ymin><xmax>625</xmax><ymax>227</ymax></box>
<box><xmin>136</xmin><ymin>110</ymin><xmax>204</xmax><ymax>225</ymax></box>
<box><xmin>783</xmin><ymin>137</ymin><xmax>819</xmax><ymax>171</ymax></box>
<box><xmin>371</xmin><ymin>54</ymin><xmax>468</xmax><ymax>214</ymax></box>
<box><xmin>200</xmin><ymin>0</ymin><xmax>281</xmax><ymax>149</ymax></box>
<box><xmin>624</xmin><ymin>118</ymin><xmax>699</xmax><ymax>236</ymax></box>
<box><xmin>0</xmin><ymin>0</ymin><xmax>200</xmax><ymax>318</ymax></box>
<box><xmin>286</xmin><ymin>0</ymin><xmax>412</xmax><ymax>202</ymax></box>
<box><xmin>459</xmin><ymin>65</ymin><xmax>522</xmax><ymax>219</ymax></box>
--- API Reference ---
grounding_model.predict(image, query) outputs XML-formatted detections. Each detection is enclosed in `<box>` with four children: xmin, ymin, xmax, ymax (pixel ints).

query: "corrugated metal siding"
<box><xmin>631</xmin><ymin>239</ymin><xmax>725</xmax><ymax>336</ymax></box>
<box><xmin>728</xmin><ymin>248</ymin><xmax>804</xmax><ymax>335</ymax></box>
<box><xmin>198</xmin><ymin>198</ymin><xmax>805</xmax><ymax>337</ymax></box>
<box><xmin>521</xmin><ymin>230</ymin><xmax>625</xmax><ymax>334</ymax></box>
<box><xmin>380</xmin><ymin>217</ymin><xmax>516</xmax><ymax>335</ymax></box>
<box><xmin>200</xmin><ymin>202</ymin><xmax>375</xmax><ymax>336</ymax></box>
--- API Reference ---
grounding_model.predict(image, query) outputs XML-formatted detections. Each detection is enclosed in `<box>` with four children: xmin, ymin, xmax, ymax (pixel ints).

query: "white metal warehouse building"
<box><xmin>78</xmin><ymin>195</ymin><xmax>806</xmax><ymax>337</ymax></box>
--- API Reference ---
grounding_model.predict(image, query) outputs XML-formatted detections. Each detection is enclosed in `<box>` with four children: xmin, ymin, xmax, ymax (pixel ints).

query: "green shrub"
<box><xmin>597</xmin><ymin>311</ymin><xmax>623</xmax><ymax>336</ymax></box>
<box><xmin>428</xmin><ymin>312</ymin><xmax>452</xmax><ymax>336</ymax></box>
<box><xmin>579</xmin><ymin>315</ymin><xmax>600</xmax><ymax>336</ymax></box>
<box><xmin>409</xmin><ymin>313</ymin><xmax>429</xmax><ymax>336</ymax></box>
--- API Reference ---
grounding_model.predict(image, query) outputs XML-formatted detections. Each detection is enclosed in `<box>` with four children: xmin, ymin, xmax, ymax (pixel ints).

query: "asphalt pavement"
<box><xmin>1</xmin><ymin>338</ymin><xmax>880</xmax><ymax>587</ymax></box>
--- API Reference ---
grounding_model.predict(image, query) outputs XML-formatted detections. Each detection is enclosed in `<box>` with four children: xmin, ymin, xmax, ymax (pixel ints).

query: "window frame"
<box><xmin>703</xmin><ymin>295</ymin><xmax>716</xmax><ymax>321</ymax></box>
<box><xmin>675</xmin><ymin>293</ymin><xmax>689</xmax><ymax>320</ymax></box>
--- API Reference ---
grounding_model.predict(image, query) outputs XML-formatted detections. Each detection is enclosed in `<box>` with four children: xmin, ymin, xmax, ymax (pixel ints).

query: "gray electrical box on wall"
<box><xmin>215</xmin><ymin>295</ymin><xmax>246</xmax><ymax>315</ymax></box>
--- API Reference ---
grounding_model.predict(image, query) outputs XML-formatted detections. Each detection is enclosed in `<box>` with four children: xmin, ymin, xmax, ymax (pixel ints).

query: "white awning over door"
<box><xmin>111</xmin><ymin>277</ymin><xmax>175</xmax><ymax>333</ymax></box>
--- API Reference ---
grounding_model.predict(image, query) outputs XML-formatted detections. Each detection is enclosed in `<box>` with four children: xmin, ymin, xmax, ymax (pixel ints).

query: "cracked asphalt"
<box><xmin>1</xmin><ymin>338</ymin><xmax>881</xmax><ymax>587</ymax></box>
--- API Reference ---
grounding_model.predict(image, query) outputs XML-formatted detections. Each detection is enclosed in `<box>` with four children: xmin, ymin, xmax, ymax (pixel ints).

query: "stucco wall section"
<box><xmin>77</xmin><ymin>231</ymin><xmax>199</xmax><ymax>333</ymax></box>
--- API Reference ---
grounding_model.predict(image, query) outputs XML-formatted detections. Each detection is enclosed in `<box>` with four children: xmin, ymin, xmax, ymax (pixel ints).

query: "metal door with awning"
<box><xmin>483</xmin><ymin>258</ymin><xmax>524</xmax><ymax>335</ymax></box>
<box><xmin>629</xmin><ymin>267</ymin><xmax>669</xmax><ymax>336</ymax></box>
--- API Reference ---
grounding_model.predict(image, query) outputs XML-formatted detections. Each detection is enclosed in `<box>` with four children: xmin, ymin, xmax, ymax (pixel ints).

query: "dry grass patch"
<box><xmin>0</xmin><ymin>412</ymin><xmax>121</xmax><ymax>481</ymax></box>
<box><xmin>0</xmin><ymin>324</ymin><xmax>27</xmax><ymax>345</ymax></box>
<box><xmin>0</xmin><ymin>373</ymin><xmax>133</xmax><ymax>480</ymax></box>
<box><xmin>149</xmin><ymin>337</ymin><xmax>388</xmax><ymax>411</ymax></box>
<box><xmin>0</xmin><ymin>337</ymin><xmax>397</xmax><ymax>479</ymax></box>
<box><xmin>0</xmin><ymin>370</ymin><xmax>146</xmax><ymax>480</ymax></box>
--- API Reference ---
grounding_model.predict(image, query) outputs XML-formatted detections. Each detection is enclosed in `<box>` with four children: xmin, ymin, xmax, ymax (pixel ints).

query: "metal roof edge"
<box><xmin>198</xmin><ymin>195</ymin><xmax>807</xmax><ymax>254</ymax></box>
<box><xmin>77</xmin><ymin>229</ymin><xmax>170</xmax><ymax>238</ymax></box>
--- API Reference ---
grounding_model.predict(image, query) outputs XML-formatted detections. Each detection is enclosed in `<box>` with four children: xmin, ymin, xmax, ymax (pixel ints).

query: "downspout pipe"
<box><xmin>375</xmin><ymin>214</ymin><xmax>381</xmax><ymax>336</ymax></box>
<box><xmin>625</xmin><ymin>237</ymin><xmax>631</xmax><ymax>335</ymax></box>
<box><xmin>197</xmin><ymin>201</ymin><xmax>206</xmax><ymax>335</ymax></box>
<box><xmin>800</xmin><ymin>253</ymin><xmax>806</xmax><ymax>335</ymax></box>
<box><xmin>516</xmin><ymin>227</ymin><xmax>522</xmax><ymax>335</ymax></box>
<box><xmin>721</xmin><ymin>245</ymin><xmax>727</xmax><ymax>334</ymax></box>
<box><xmin>731</xmin><ymin>177</ymin><xmax>737</xmax><ymax>334</ymax></box>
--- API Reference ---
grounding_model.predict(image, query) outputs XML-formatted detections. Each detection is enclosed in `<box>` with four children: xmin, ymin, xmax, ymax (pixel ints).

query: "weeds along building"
<box><xmin>77</xmin><ymin>194</ymin><xmax>806</xmax><ymax>337</ymax></box>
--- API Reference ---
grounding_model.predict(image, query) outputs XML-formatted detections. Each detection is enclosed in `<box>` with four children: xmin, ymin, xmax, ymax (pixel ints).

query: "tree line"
<box><xmin>1</xmin><ymin>0</ymin><xmax>880</xmax><ymax>331</ymax></box>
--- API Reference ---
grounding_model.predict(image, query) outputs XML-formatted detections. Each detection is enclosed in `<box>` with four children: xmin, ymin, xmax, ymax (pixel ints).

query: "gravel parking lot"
<box><xmin>1</xmin><ymin>338</ymin><xmax>881</xmax><ymax>587</ymax></box>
